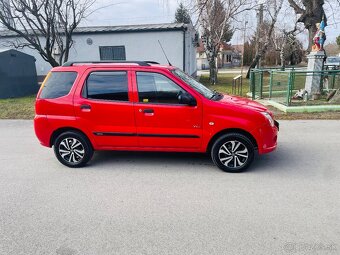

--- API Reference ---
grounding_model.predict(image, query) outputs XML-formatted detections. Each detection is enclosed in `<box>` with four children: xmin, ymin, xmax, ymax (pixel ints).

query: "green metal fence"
<box><xmin>249</xmin><ymin>68</ymin><xmax>340</xmax><ymax>106</ymax></box>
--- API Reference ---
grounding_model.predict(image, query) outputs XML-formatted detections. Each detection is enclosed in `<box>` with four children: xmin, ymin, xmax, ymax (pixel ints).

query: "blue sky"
<box><xmin>82</xmin><ymin>0</ymin><xmax>339</xmax><ymax>46</ymax></box>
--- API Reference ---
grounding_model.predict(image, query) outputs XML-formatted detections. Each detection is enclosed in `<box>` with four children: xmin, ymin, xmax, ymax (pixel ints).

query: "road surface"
<box><xmin>0</xmin><ymin>120</ymin><xmax>339</xmax><ymax>255</ymax></box>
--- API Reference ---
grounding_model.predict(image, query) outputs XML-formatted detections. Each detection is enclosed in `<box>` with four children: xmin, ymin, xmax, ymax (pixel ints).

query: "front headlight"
<box><xmin>261</xmin><ymin>112</ymin><xmax>275</xmax><ymax>127</ymax></box>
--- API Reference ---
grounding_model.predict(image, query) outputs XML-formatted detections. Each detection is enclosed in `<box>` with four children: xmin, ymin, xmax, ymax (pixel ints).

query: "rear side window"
<box><xmin>84</xmin><ymin>71</ymin><xmax>129</xmax><ymax>101</ymax></box>
<box><xmin>40</xmin><ymin>72</ymin><xmax>77</xmax><ymax>99</ymax></box>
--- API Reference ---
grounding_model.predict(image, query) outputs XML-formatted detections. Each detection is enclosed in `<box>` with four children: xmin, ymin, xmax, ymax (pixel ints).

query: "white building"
<box><xmin>0</xmin><ymin>23</ymin><xmax>197</xmax><ymax>77</ymax></box>
<box><xmin>196</xmin><ymin>40</ymin><xmax>242</xmax><ymax>70</ymax></box>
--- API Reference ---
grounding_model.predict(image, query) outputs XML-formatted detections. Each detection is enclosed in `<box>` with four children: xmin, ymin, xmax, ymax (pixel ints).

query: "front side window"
<box><xmin>172</xmin><ymin>69</ymin><xmax>215</xmax><ymax>99</ymax></box>
<box><xmin>84</xmin><ymin>71</ymin><xmax>129</xmax><ymax>101</ymax></box>
<box><xmin>136</xmin><ymin>72</ymin><xmax>186</xmax><ymax>104</ymax></box>
<box><xmin>40</xmin><ymin>72</ymin><xmax>77</xmax><ymax>99</ymax></box>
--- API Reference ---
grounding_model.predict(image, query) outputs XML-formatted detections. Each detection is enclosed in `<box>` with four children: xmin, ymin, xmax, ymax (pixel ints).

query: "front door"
<box><xmin>74</xmin><ymin>70</ymin><xmax>137</xmax><ymax>148</ymax></box>
<box><xmin>133</xmin><ymin>71</ymin><xmax>202</xmax><ymax>149</ymax></box>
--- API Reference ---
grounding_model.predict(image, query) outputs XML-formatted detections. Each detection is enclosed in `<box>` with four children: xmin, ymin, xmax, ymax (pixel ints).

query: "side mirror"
<box><xmin>178</xmin><ymin>91</ymin><xmax>197</xmax><ymax>106</ymax></box>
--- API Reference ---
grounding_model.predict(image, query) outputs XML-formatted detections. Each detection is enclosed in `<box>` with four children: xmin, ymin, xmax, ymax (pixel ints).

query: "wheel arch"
<box><xmin>206</xmin><ymin>128</ymin><xmax>258</xmax><ymax>153</ymax></box>
<box><xmin>50</xmin><ymin>127</ymin><xmax>93</xmax><ymax>148</ymax></box>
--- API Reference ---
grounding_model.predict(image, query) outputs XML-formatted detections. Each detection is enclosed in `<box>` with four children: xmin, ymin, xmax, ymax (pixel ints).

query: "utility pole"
<box><xmin>241</xmin><ymin>20</ymin><xmax>248</xmax><ymax>76</ymax></box>
<box><xmin>255</xmin><ymin>3</ymin><xmax>264</xmax><ymax>68</ymax></box>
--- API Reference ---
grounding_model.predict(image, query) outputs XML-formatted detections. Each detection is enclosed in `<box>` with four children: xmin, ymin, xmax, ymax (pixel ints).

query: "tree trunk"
<box><xmin>209</xmin><ymin>58</ymin><xmax>218</xmax><ymax>84</ymax></box>
<box><xmin>246</xmin><ymin>54</ymin><xmax>261</xmax><ymax>78</ymax></box>
<box><xmin>328</xmin><ymin>89</ymin><xmax>340</xmax><ymax>104</ymax></box>
<box><xmin>280</xmin><ymin>35</ymin><xmax>286</xmax><ymax>70</ymax></box>
<box><xmin>246</xmin><ymin>36</ymin><xmax>273</xmax><ymax>78</ymax></box>
<box><xmin>307</xmin><ymin>25</ymin><xmax>318</xmax><ymax>53</ymax></box>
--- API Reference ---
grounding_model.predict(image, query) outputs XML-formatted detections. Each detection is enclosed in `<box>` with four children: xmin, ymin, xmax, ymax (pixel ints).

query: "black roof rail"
<box><xmin>62</xmin><ymin>60</ymin><xmax>160</xmax><ymax>67</ymax></box>
<box><xmin>144</xmin><ymin>61</ymin><xmax>160</xmax><ymax>65</ymax></box>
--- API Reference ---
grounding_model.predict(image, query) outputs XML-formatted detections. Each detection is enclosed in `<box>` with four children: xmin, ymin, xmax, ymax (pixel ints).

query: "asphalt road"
<box><xmin>0</xmin><ymin>120</ymin><xmax>339</xmax><ymax>255</ymax></box>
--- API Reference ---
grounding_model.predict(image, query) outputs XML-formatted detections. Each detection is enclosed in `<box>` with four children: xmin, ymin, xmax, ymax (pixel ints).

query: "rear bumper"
<box><xmin>260</xmin><ymin>144</ymin><xmax>277</xmax><ymax>154</ymax></box>
<box><xmin>34</xmin><ymin>115</ymin><xmax>52</xmax><ymax>147</ymax></box>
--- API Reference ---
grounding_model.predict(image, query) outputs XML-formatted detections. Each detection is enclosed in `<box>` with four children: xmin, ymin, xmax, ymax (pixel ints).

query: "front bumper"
<box><xmin>256</xmin><ymin>121</ymin><xmax>279</xmax><ymax>154</ymax></box>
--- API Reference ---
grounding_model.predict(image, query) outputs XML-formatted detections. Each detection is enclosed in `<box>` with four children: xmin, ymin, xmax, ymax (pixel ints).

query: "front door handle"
<box><xmin>140</xmin><ymin>108</ymin><xmax>154</xmax><ymax>116</ymax></box>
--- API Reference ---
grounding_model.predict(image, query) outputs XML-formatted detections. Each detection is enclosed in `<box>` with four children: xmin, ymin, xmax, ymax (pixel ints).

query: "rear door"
<box><xmin>74</xmin><ymin>69</ymin><xmax>137</xmax><ymax>148</ymax></box>
<box><xmin>132</xmin><ymin>70</ymin><xmax>202</xmax><ymax>149</ymax></box>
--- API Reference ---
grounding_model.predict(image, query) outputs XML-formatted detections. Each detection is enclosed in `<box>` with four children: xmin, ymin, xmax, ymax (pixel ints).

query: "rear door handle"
<box><xmin>143</xmin><ymin>109</ymin><xmax>154</xmax><ymax>113</ymax></box>
<box><xmin>80</xmin><ymin>104</ymin><xmax>91</xmax><ymax>112</ymax></box>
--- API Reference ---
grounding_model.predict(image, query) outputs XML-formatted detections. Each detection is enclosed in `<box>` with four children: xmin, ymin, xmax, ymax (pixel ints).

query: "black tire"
<box><xmin>211</xmin><ymin>133</ymin><xmax>255</xmax><ymax>173</ymax></box>
<box><xmin>53</xmin><ymin>131</ymin><xmax>93</xmax><ymax>168</ymax></box>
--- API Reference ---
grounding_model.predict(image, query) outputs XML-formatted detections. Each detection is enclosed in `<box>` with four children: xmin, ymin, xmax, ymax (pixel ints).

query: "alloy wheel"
<box><xmin>218</xmin><ymin>140</ymin><xmax>249</xmax><ymax>169</ymax></box>
<box><xmin>58</xmin><ymin>137</ymin><xmax>85</xmax><ymax>164</ymax></box>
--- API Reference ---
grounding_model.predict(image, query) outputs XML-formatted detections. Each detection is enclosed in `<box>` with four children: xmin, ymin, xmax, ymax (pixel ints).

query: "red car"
<box><xmin>34</xmin><ymin>61</ymin><xmax>278</xmax><ymax>172</ymax></box>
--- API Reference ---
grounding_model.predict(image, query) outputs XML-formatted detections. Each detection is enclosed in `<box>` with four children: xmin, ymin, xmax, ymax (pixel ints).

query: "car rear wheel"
<box><xmin>53</xmin><ymin>131</ymin><xmax>93</xmax><ymax>168</ymax></box>
<box><xmin>211</xmin><ymin>133</ymin><xmax>255</xmax><ymax>173</ymax></box>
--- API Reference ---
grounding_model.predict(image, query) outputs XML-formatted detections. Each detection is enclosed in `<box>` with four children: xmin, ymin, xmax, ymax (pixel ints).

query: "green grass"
<box><xmin>199</xmin><ymin>73</ymin><xmax>249</xmax><ymax>96</ymax></box>
<box><xmin>0</xmin><ymin>95</ymin><xmax>36</xmax><ymax>119</ymax></box>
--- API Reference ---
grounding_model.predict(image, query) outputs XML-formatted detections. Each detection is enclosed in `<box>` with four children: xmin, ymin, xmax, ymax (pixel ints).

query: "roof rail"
<box><xmin>144</xmin><ymin>61</ymin><xmax>160</xmax><ymax>65</ymax></box>
<box><xmin>62</xmin><ymin>60</ymin><xmax>160</xmax><ymax>67</ymax></box>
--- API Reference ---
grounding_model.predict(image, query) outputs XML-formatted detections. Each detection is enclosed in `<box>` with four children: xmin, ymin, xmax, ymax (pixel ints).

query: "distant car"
<box><xmin>34</xmin><ymin>61</ymin><xmax>279</xmax><ymax>173</ymax></box>
<box><xmin>325</xmin><ymin>56</ymin><xmax>340</xmax><ymax>69</ymax></box>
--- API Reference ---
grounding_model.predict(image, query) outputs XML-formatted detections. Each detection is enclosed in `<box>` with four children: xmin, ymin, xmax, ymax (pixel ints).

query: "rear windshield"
<box><xmin>40</xmin><ymin>72</ymin><xmax>78</xmax><ymax>99</ymax></box>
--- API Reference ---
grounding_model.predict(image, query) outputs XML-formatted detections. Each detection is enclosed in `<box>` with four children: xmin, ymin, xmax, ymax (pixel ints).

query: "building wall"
<box><xmin>0</xmin><ymin>50</ymin><xmax>38</xmax><ymax>99</ymax></box>
<box><xmin>0</xmin><ymin>29</ymin><xmax>197</xmax><ymax>76</ymax></box>
<box><xmin>196</xmin><ymin>50</ymin><xmax>241</xmax><ymax>70</ymax></box>
<box><xmin>197</xmin><ymin>52</ymin><xmax>209</xmax><ymax>70</ymax></box>
<box><xmin>184</xmin><ymin>25</ymin><xmax>198</xmax><ymax>76</ymax></box>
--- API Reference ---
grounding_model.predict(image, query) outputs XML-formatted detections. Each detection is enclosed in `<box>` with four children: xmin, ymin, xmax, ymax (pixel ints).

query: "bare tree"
<box><xmin>197</xmin><ymin>0</ymin><xmax>254</xmax><ymax>84</ymax></box>
<box><xmin>0</xmin><ymin>0</ymin><xmax>95</xmax><ymax>67</ymax></box>
<box><xmin>246</xmin><ymin>0</ymin><xmax>284</xmax><ymax>78</ymax></box>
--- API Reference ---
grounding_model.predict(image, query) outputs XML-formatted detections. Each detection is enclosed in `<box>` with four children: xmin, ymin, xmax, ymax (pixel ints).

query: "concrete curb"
<box><xmin>258</xmin><ymin>100</ymin><xmax>340</xmax><ymax>113</ymax></box>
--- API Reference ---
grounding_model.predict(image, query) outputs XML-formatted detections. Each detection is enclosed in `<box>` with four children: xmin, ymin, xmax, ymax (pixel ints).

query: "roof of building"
<box><xmin>0</xmin><ymin>48</ymin><xmax>36</xmax><ymax>59</ymax></box>
<box><xmin>197</xmin><ymin>40</ymin><xmax>242</xmax><ymax>55</ymax></box>
<box><xmin>0</xmin><ymin>23</ymin><xmax>189</xmax><ymax>38</ymax></box>
<box><xmin>232</xmin><ymin>44</ymin><xmax>244</xmax><ymax>54</ymax></box>
<box><xmin>197</xmin><ymin>40</ymin><xmax>205</xmax><ymax>53</ymax></box>
<box><xmin>0</xmin><ymin>48</ymin><xmax>10</xmax><ymax>53</ymax></box>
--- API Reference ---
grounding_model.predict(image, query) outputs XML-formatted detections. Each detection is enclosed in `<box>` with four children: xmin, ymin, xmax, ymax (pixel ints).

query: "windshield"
<box><xmin>172</xmin><ymin>69</ymin><xmax>215</xmax><ymax>99</ymax></box>
<box><xmin>327</xmin><ymin>58</ymin><xmax>340</xmax><ymax>63</ymax></box>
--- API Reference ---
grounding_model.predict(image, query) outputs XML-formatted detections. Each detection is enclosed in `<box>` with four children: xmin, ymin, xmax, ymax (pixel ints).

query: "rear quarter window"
<box><xmin>40</xmin><ymin>72</ymin><xmax>78</xmax><ymax>99</ymax></box>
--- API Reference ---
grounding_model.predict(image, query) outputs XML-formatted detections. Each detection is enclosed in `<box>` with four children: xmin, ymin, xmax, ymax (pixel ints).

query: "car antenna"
<box><xmin>158</xmin><ymin>40</ymin><xmax>172</xmax><ymax>66</ymax></box>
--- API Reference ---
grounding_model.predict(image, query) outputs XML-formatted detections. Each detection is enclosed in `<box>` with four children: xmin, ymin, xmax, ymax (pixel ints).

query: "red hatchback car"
<box><xmin>34</xmin><ymin>61</ymin><xmax>278</xmax><ymax>172</ymax></box>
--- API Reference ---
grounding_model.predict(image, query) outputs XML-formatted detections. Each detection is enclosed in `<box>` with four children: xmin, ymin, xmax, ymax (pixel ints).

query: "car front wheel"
<box><xmin>211</xmin><ymin>133</ymin><xmax>255</xmax><ymax>173</ymax></box>
<box><xmin>53</xmin><ymin>131</ymin><xmax>93</xmax><ymax>168</ymax></box>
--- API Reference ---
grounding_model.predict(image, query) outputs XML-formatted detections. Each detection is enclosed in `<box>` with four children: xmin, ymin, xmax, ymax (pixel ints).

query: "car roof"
<box><xmin>51</xmin><ymin>61</ymin><xmax>176</xmax><ymax>72</ymax></box>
